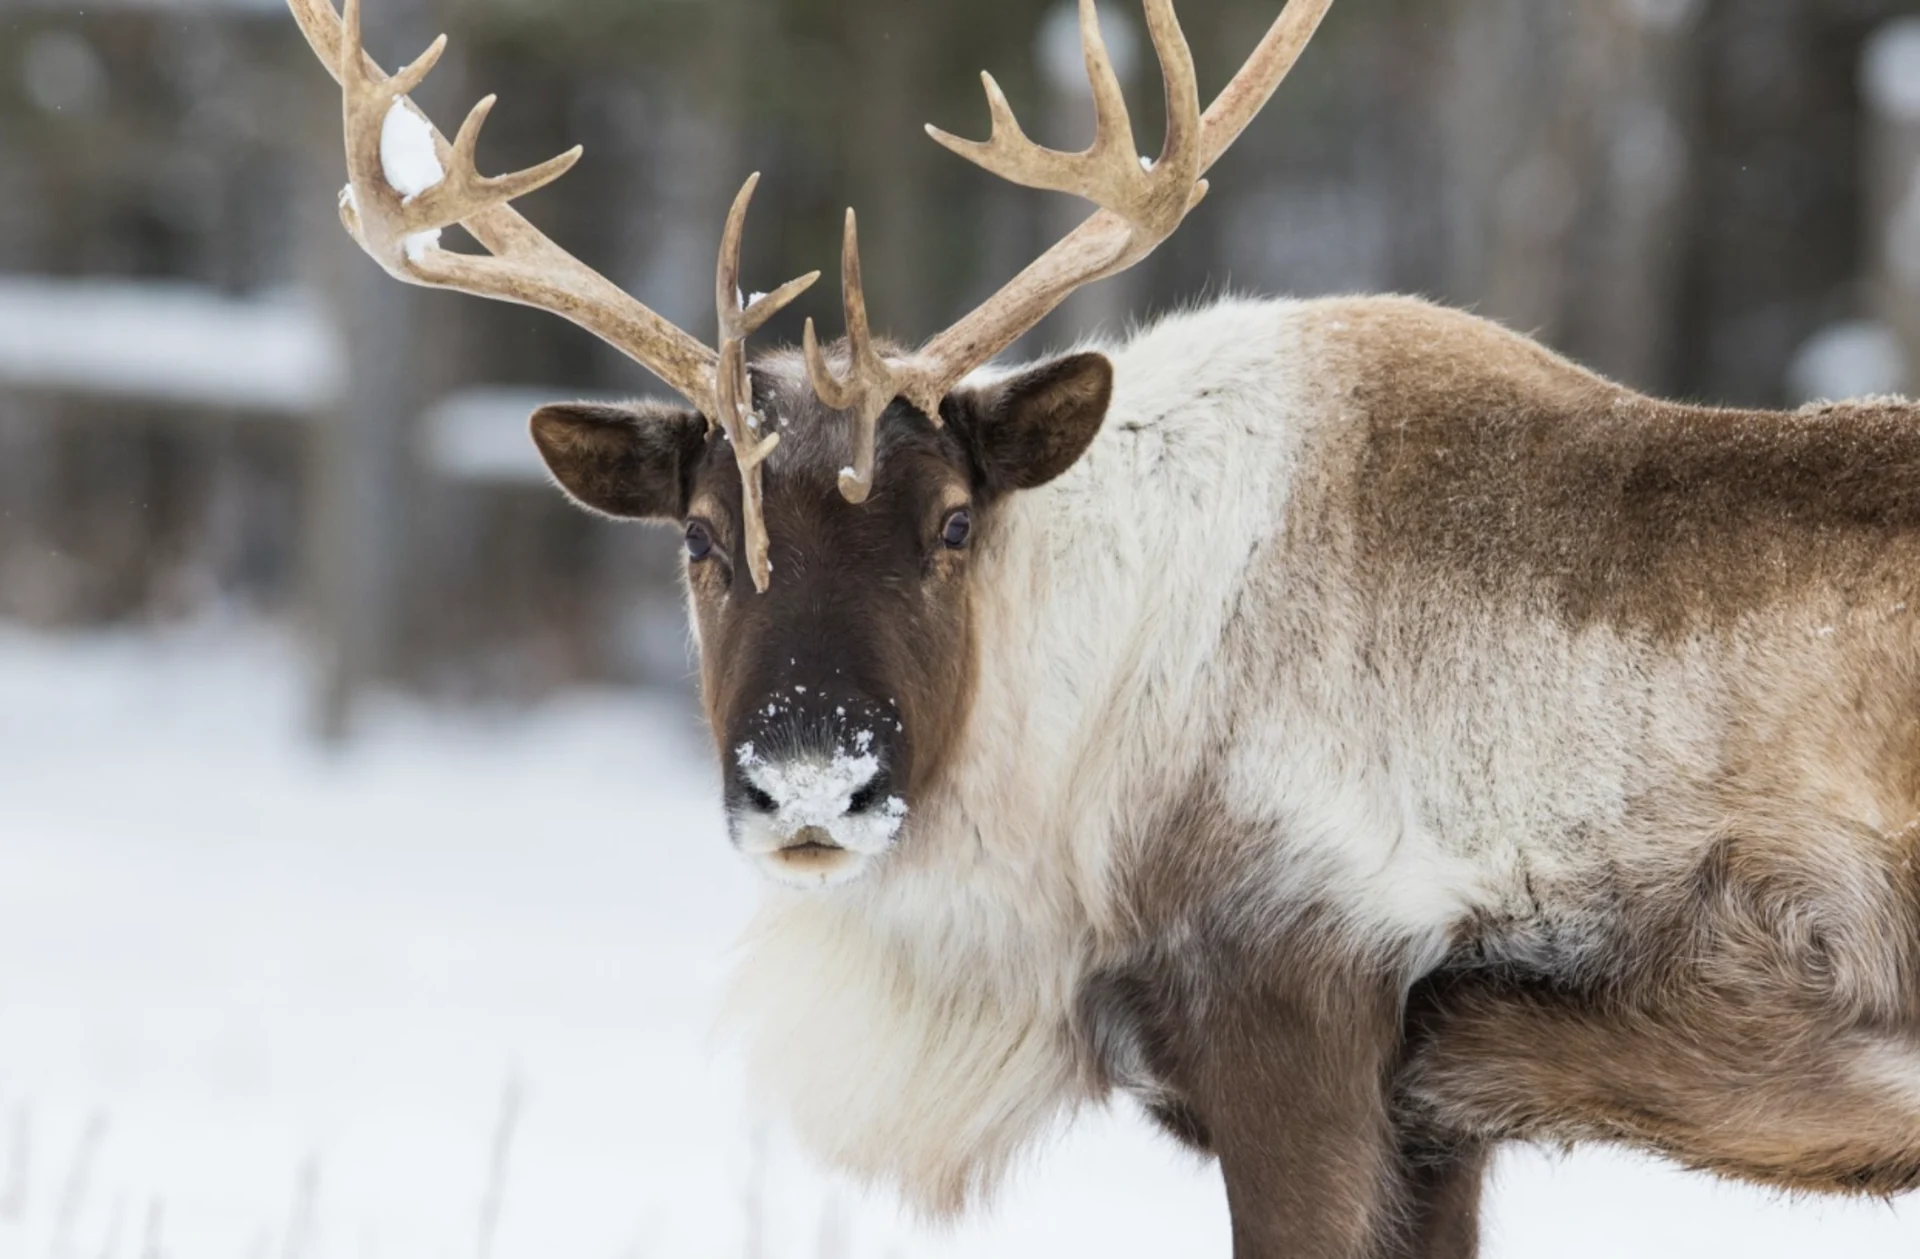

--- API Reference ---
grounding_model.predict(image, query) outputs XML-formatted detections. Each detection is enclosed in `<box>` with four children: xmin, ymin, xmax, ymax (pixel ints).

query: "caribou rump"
<box><xmin>290</xmin><ymin>0</ymin><xmax>1920</xmax><ymax>1253</ymax></box>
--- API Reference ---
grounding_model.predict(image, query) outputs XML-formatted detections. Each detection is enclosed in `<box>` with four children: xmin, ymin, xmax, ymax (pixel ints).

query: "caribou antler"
<box><xmin>717</xmin><ymin>175</ymin><xmax>820</xmax><ymax>587</ymax></box>
<box><xmin>802</xmin><ymin>212</ymin><xmax>895</xmax><ymax>503</ymax></box>
<box><xmin>288</xmin><ymin>0</ymin><xmax>815</xmax><ymax>591</ymax></box>
<box><xmin>805</xmin><ymin>0</ymin><xmax>1334</xmax><ymax>504</ymax></box>
<box><xmin>926</xmin><ymin>0</ymin><xmax>1205</xmax><ymax>244</ymax></box>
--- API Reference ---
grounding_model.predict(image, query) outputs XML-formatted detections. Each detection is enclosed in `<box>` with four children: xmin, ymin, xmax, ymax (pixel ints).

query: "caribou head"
<box><xmin>529</xmin><ymin>347</ymin><xmax>1112</xmax><ymax>887</ymax></box>
<box><xmin>289</xmin><ymin>0</ymin><xmax>1331</xmax><ymax>887</ymax></box>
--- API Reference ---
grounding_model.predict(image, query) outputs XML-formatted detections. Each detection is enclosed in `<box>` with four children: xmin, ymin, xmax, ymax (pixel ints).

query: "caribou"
<box><xmin>291</xmin><ymin>0</ymin><xmax>1920</xmax><ymax>1253</ymax></box>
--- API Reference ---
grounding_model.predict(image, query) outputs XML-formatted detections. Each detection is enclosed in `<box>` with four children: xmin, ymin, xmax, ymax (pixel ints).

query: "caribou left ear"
<box><xmin>530</xmin><ymin>402</ymin><xmax>708</xmax><ymax>521</ymax></box>
<box><xmin>942</xmin><ymin>352</ymin><xmax>1113</xmax><ymax>497</ymax></box>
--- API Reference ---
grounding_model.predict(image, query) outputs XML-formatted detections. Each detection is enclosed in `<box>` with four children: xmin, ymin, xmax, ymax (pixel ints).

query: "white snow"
<box><xmin>403</xmin><ymin>228</ymin><xmax>443</xmax><ymax>264</ymax></box>
<box><xmin>1865</xmin><ymin>19</ymin><xmax>1920</xmax><ymax>122</ymax></box>
<box><xmin>0</xmin><ymin>275</ymin><xmax>341</xmax><ymax>415</ymax></box>
<box><xmin>380</xmin><ymin>100</ymin><xmax>446</xmax><ymax>202</ymax></box>
<box><xmin>736</xmin><ymin>742</ymin><xmax>905</xmax><ymax>854</ymax></box>
<box><xmin>0</xmin><ymin>623</ymin><xmax>1917</xmax><ymax>1256</ymax></box>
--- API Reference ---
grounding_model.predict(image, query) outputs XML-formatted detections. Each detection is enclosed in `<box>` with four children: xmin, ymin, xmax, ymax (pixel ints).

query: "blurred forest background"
<box><xmin>1</xmin><ymin>0</ymin><xmax>1918</xmax><ymax>733</ymax></box>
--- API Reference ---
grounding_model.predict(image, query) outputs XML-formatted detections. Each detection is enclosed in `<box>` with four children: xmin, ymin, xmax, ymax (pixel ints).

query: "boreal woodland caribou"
<box><xmin>291</xmin><ymin>0</ymin><xmax>1920</xmax><ymax>1253</ymax></box>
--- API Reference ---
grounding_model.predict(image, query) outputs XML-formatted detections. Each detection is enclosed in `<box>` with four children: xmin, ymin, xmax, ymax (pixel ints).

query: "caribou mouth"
<box><xmin>779</xmin><ymin>827</ymin><xmax>845</xmax><ymax>855</ymax></box>
<box><xmin>768</xmin><ymin>827</ymin><xmax>857</xmax><ymax>880</ymax></box>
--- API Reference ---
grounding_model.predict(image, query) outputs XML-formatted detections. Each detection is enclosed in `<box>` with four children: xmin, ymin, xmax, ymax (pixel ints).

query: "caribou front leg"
<box><xmin>1182</xmin><ymin>952</ymin><xmax>1409</xmax><ymax>1258</ymax></box>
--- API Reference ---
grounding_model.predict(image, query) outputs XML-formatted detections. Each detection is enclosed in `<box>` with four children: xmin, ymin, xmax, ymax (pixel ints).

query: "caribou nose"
<box><xmin>726</xmin><ymin>710</ymin><xmax>909</xmax><ymax>883</ymax></box>
<box><xmin>730</xmin><ymin>737</ymin><xmax>888</xmax><ymax>827</ymax></box>
<box><xmin>843</xmin><ymin>763</ymin><xmax>896</xmax><ymax>815</ymax></box>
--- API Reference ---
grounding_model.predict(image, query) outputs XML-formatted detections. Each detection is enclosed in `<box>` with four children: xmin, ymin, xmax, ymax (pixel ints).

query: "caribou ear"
<box><xmin>943</xmin><ymin>352</ymin><xmax>1113</xmax><ymax>498</ymax></box>
<box><xmin>530</xmin><ymin>402</ymin><xmax>709</xmax><ymax>521</ymax></box>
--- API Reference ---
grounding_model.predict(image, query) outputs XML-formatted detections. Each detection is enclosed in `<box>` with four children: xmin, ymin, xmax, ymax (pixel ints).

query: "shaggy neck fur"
<box><xmin>725</xmin><ymin>300</ymin><xmax>1320</xmax><ymax>1213</ymax></box>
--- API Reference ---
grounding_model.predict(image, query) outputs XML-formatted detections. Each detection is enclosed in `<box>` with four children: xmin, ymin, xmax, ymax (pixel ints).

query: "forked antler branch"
<box><xmin>293</xmin><ymin>0</ymin><xmax>720</xmax><ymax>412</ymax></box>
<box><xmin>289</xmin><ymin>0</ymin><xmax>814</xmax><ymax>591</ymax></box>
<box><xmin>802</xmin><ymin>212</ymin><xmax>896</xmax><ymax>503</ymax></box>
<box><xmin>805</xmin><ymin>0</ymin><xmax>1333</xmax><ymax>503</ymax></box>
<box><xmin>926</xmin><ymin>0</ymin><xmax>1205</xmax><ymax>244</ymax></box>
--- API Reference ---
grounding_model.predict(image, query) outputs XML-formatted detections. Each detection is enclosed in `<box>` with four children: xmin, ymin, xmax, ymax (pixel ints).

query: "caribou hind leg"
<box><xmin>1398</xmin><ymin>970</ymin><xmax>1920</xmax><ymax>1195</ymax></box>
<box><xmin>1392</xmin><ymin>802</ymin><xmax>1920</xmax><ymax>1218</ymax></box>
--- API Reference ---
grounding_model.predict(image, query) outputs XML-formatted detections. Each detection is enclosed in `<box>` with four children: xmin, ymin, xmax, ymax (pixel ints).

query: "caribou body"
<box><xmin>601</xmin><ymin>297</ymin><xmax>1920</xmax><ymax>1257</ymax></box>
<box><xmin>291</xmin><ymin>0</ymin><xmax>1920</xmax><ymax>1252</ymax></box>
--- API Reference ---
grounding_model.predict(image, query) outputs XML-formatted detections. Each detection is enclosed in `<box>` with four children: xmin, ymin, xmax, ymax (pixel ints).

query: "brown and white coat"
<box><xmin>728</xmin><ymin>295</ymin><xmax>1920</xmax><ymax>1255</ymax></box>
<box><xmin>287</xmin><ymin>0</ymin><xmax>1920</xmax><ymax>1249</ymax></box>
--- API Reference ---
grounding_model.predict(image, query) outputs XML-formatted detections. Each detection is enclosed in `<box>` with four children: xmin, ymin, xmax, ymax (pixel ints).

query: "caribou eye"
<box><xmin>685</xmin><ymin>520</ymin><xmax>714</xmax><ymax>561</ymax></box>
<box><xmin>941</xmin><ymin>508</ymin><xmax>973</xmax><ymax>550</ymax></box>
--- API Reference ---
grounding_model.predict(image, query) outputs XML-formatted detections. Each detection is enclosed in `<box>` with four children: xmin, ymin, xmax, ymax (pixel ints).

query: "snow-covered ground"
<box><xmin>0</xmin><ymin>624</ymin><xmax>1916</xmax><ymax>1258</ymax></box>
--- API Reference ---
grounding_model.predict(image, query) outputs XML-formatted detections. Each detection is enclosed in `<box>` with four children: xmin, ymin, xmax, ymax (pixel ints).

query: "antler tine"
<box><xmin>801</xmin><ymin>211</ymin><xmax>867</xmax><ymax>412</ymax></box>
<box><xmin>1081</xmin><ymin>0</ymin><xmax>1138</xmax><ymax>167</ymax></box>
<box><xmin>1143</xmin><ymin>0</ymin><xmax>1202</xmax><ymax>175</ymax></box>
<box><xmin>799</xmin><ymin>0</ymin><xmax>1227</xmax><ymax>510</ymax></box>
<box><xmin>444</xmin><ymin>94</ymin><xmax>575</xmax><ymax>209</ymax></box>
<box><xmin>803</xmin><ymin>210</ymin><xmax>903</xmax><ymax>505</ymax></box>
<box><xmin>335</xmin><ymin>1</ymin><xmax>582</xmax><ymax>256</ymax></box>
<box><xmin>717</xmin><ymin>174</ymin><xmax>821</xmax><ymax>346</ymax></box>
<box><xmin>387</xmin><ymin>32</ymin><xmax>446</xmax><ymax>97</ymax></box>
<box><xmin>902</xmin><ymin>0</ymin><xmax>1332</xmax><ymax>407</ymax></box>
<box><xmin>711</xmin><ymin>174</ymin><xmax>819</xmax><ymax>592</ymax></box>
<box><xmin>288</xmin><ymin>0</ymin><xmax>723</xmax><ymax>415</ymax></box>
<box><xmin>925</xmin><ymin>0</ymin><xmax>1199</xmax><ymax>238</ymax></box>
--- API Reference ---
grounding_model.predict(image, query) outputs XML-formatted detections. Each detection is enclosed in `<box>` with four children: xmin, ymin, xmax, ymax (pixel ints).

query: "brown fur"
<box><xmin>1076</xmin><ymin>914</ymin><xmax>1412</xmax><ymax>1258</ymax></box>
<box><xmin>1323</xmin><ymin>299</ymin><xmax>1920</xmax><ymax>642</ymax></box>
<box><xmin>536</xmin><ymin>350</ymin><xmax>1113</xmax><ymax>820</ymax></box>
<box><xmin>534</xmin><ymin>300</ymin><xmax>1920</xmax><ymax>1257</ymax></box>
<box><xmin>1090</xmin><ymin>776</ymin><xmax>1920</xmax><ymax>1253</ymax></box>
<box><xmin>1076</xmin><ymin>779</ymin><xmax>1496</xmax><ymax>1258</ymax></box>
<box><xmin>1396</xmin><ymin>804</ymin><xmax>1920</xmax><ymax>1198</ymax></box>
<box><xmin>1057</xmin><ymin>301</ymin><xmax>1920</xmax><ymax>1254</ymax></box>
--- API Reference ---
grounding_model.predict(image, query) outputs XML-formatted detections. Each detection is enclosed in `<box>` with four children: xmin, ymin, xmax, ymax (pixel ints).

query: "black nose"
<box><xmin>846</xmin><ymin>768</ymin><xmax>893</xmax><ymax>815</ymax></box>
<box><xmin>725</xmin><ymin>684</ymin><xmax>907</xmax><ymax>818</ymax></box>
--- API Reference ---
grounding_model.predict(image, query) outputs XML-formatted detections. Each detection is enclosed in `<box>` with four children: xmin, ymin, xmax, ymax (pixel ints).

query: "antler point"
<box><xmin>838</xmin><ymin>471</ymin><xmax>873</xmax><ymax>505</ymax></box>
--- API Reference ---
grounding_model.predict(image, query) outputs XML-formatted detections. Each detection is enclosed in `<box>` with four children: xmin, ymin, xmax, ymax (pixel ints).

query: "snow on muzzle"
<box><xmin>729</xmin><ymin>725</ymin><xmax>907</xmax><ymax>889</ymax></box>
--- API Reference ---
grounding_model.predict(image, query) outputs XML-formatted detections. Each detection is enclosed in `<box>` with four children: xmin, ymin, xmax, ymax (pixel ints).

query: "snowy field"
<box><xmin>1</xmin><ymin>624</ymin><xmax>1917</xmax><ymax>1258</ymax></box>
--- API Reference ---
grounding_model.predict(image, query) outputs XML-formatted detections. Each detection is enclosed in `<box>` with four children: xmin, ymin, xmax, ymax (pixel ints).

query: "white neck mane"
<box><xmin>724</xmin><ymin>299</ymin><xmax>1324</xmax><ymax>1213</ymax></box>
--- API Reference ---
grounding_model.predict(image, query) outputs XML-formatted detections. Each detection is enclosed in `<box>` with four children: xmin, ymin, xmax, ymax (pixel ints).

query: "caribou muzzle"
<box><xmin>725</xmin><ymin>695</ymin><xmax>908</xmax><ymax>889</ymax></box>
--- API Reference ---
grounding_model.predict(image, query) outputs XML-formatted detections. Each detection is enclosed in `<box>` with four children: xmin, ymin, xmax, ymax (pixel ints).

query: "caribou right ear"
<box><xmin>530</xmin><ymin>402</ymin><xmax>709</xmax><ymax>521</ymax></box>
<box><xmin>942</xmin><ymin>353</ymin><xmax>1114</xmax><ymax>499</ymax></box>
